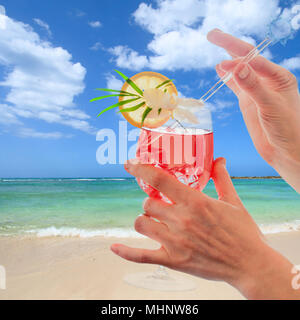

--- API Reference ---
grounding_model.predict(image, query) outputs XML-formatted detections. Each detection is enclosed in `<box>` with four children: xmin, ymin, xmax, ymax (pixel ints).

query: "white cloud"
<box><xmin>198</xmin><ymin>79</ymin><xmax>212</xmax><ymax>89</ymax></box>
<box><xmin>177</xmin><ymin>91</ymin><xmax>187</xmax><ymax>98</ymax></box>
<box><xmin>17</xmin><ymin>128</ymin><xmax>71</xmax><ymax>139</ymax></box>
<box><xmin>71</xmin><ymin>9</ymin><xmax>86</xmax><ymax>17</ymax></box>
<box><xmin>206</xmin><ymin>100</ymin><xmax>233</xmax><ymax>112</ymax></box>
<box><xmin>0</xmin><ymin>10</ymin><xmax>95</xmax><ymax>137</ymax></box>
<box><xmin>109</xmin><ymin>0</ymin><xmax>281</xmax><ymax>71</ymax></box>
<box><xmin>0</xmin><ymin>104</ymin><xmax>22</xmax><ymax>125</ymax></box>
<box><xmin>217</xmin><ymin>111</ymin><xmax>231</xmax><ymax>120</ymax></box>
<box><xmin>90</xmin><ymin>41</ymin><xmax>103</xmax><ymax>51</ymax></box>
<box><xmin>109</xmin><ymin>46</ymin><xmax>149</xmax><ymax>71</ymax></box>
<box><xmin>280</xmin><ymin>55</ymin><xmax>300</xmax><ymax>71</ymax></box>
<box><xmin>0</xmin><ymin>5</ymin><xmax>6</xmax><ymax>30</ymax></box>
<box><xmin>261</xmin><ymin>49</ymin><xmax>273</xmax><ymax>60</ymax></box>
<box><xmin>105</xmin><ymin>74</ymin><xmax>123</xmax><ymax>90</ymax></box>
<box><xmin>104</xmin><ymin>74</ymin><xmax>125</xmax><ymax>120</ymax></box>
<box><xmin>88</xmin><ymin>21</ymin><xmax>102</xmax><ymax>28</ymax></box>
<box><xmin>33</xmin><ymin>18</ymin><xmax>52</xmax><ymax>37</ymax></box>
<box><xmin>133</xmin><ymin>0</ymin><xmax>206</xmax><ymax>35</ymax></box>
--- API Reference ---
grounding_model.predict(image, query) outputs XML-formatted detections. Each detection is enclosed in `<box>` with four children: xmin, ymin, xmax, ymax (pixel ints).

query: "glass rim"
<box><xmin>141</xmin><ymin>106</ymin><xmax>213</xmax><ymax>133</ymax></box>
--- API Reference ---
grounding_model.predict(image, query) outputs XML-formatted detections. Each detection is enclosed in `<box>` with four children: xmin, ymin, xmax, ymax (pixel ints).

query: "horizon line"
<box><xmin>0</xmin><ymin>176</ymin><xmax>282</xmax><ymax>179</ymax></box>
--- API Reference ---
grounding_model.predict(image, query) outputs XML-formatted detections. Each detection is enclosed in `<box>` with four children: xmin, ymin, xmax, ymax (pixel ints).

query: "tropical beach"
<box><xmin>1</xmin><ymin>178</ymin><xmax>300</xmax><ymax>299</ymax></box>
<box><xmin>1</xmin><ymin>0</ymin><xmax>300</xmax><ymax>303</ymax></box>
<box><xmin>1</xmin><ymin>178</ymin><xmax>300</xmax><ymax>237</ymax></box>
<box><xmin>1</xmin><ymin>230</ymin><xmax>300</xmax><ymax>300</ymax></box>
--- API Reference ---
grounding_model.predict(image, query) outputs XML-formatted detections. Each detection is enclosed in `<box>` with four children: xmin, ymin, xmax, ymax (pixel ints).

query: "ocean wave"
<box><xmin>100</xmin><ymin>178</ymin><xmax>127</xmax><ymax>181</ymax></box>
<box><xmin>9</xmin><ymin>221</ymin><xmax>300</xmax><ymax>238</ymax></box>
<box><xmin>69</xmin><ymin>179</ymin><xmax>97</xmax><ymax>181</ymax></box>
<box><xmin>1</xmin><ymin>179</ymin><xmax>64</xmax><ymax>182</ymax></box>
<box><xmin>26</xmin><ymin>227</ymin><xmax>145</xmax><ymax>238</ymax></box>
<box><xmin>1</xmin><ymin>179</ymin><xmax>39</xmax><ymax>182</ymax></box>
<box><xmin>259</xmin><ymin>220</ymin><xmax>300</xmax><ymax>234</ymax></box>
<box><xmin>0</xmin><ymin>178</ymin><xmax>128</xmax><ymax>182</ymax></box>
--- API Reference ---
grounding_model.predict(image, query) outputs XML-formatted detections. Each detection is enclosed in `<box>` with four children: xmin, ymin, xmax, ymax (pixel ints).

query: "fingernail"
<box><xmin>214</xmin><ymin>28</ymin><xmax>223</xmax><ymax>33</ymax></box>
<box><xmin>130</xmin><ymin>159</ymin><xmax>140</xmax><ymax>164</ymax></box>
<box><xmin>238</xmin><ymin>65</ymin><xmax>250</xmax><ymax>79</ymax></box>
<box><xmin>221</xmin><ymin>158</ymin><xmax>226</xmax><ymax>167</ymax></box>
<box><xmin>142</xmin><ymin>198</ymin><xmax>148</xmax><ymax>209</ymax></box>
<box><xmin>220</xmin><ymin>60</ymin><xmax>232</xmax><ymax>71</ymax></box>
<box><xmin>124</xmin><ymin>161</ymin><xmax>131</xmax><ymax>171</ymax></box>
<box><xmin>111</xmin><ymin>244</ymin><xmax>119</xmax><ymax>254</ymax></box>
<box><xmin>124</xmin><ymin>159</ymin><xmax>139</xmax><ymax>171</ymax></box>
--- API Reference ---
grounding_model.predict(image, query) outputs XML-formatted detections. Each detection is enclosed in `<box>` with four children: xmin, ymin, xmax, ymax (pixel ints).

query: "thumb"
<box><xmin>211</xmin><ymin>158</ymin><xmax>242</xmax><ymax>207</ymax></box>
<box><xmin>233</xmin><ymin>63</ymin><xmax>276</xmax><ymax>107</ymax></box>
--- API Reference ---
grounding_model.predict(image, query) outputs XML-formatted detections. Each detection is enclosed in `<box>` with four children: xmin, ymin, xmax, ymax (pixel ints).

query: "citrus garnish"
<box><xmin>119</xmin><ymin>71</ymin><xmax>177</xmax><ymax>128</ymax></box>
<box><xmin>90</xmin><ymin>69</ymin><xmax>203</xmax><ymax>128</ymax></box>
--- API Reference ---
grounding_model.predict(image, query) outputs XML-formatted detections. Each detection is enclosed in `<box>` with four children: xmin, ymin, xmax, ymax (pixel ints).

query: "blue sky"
<box><xmin>0</xmin><ymin>0</ymin><xmax>299</xmax><ymax>178</ymax></box>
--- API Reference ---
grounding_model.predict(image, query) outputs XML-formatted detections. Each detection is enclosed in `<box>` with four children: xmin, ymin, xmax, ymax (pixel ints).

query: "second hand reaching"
<box><xmin>200</xmin><ymin>37</ymin><xmax>273</xmax><ymax>103</ymax></box>
<box><xmin>142</xmin><ymin>38</ymin><xmax>273</xmax><ymax>134</ymax></box>
<box><xmin>164</xmin><ymin>37</ymin><xmax>273</xmax><ymax>132</ymax></box>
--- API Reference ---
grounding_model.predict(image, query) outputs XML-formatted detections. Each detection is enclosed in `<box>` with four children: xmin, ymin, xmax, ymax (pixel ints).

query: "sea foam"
<box><xmin>26</xmin><ymin>226</ymin><xmax>145</xmax><ymax>238</ymax></box>
<box><xmin>259</xmin><ymin>220</ymin><xmax>300</xmax><ymax>234</ymax></box>
<box><xmin>24</xmin><ymin>221</ymin><xmax>300</xmax><ymax>238</ymax></box>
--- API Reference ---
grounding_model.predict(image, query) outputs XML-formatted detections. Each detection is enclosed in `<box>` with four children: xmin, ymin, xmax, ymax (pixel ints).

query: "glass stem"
<box><xmin>152</xmin><ymin>265</ymin><xmax>171</xmax><ymax>280</ymax></box>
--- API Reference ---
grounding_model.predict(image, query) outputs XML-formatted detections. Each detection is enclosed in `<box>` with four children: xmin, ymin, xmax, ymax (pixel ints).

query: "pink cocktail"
<box><xmin>124</xmin><ymin>106</ymin><xmax>213</xmax><ymax>292</ymax></box>
<box><xmin>136</xmin><ymin>127</ymin><xmax>213</xmax><ymax>201</ymax></box>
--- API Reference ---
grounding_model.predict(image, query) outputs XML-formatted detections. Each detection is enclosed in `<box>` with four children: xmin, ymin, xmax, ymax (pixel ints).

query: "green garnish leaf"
<box><xmin>141</xmin><ymin>107</ymin><xmax>152</xmax><ymax>126</ymax></box>
<box><xmin>114</xmin><ymin>70</ymin><xmax>144</xmax><ymax>96</ymax></box>
<box><xmin>97</xmin><ymin>97</ymin><xmax>141</xmax><ymax>117</ymax></box>
<box><xmin>119</xmin><ymin>101</ymin><xmax>145</xmax><ymax>113</ymax></box>
<box><xmin>95</xmin><ymin>88</ymin><xmax>139</xmax><ymax>96</ymax></box>
<box><xmin>90</xmin><ymin>94</ymin><xmax>130</xmax><ymax>103</ymax></box>
<box><xmin>156</xmin><ymin>79</ymin><xmax>174</xmax><ymax>89</ymax></box>
<box><xmin>158</xmin><ymin>108</ymin><xmax>162</xmax><ymax>115</ymax></box>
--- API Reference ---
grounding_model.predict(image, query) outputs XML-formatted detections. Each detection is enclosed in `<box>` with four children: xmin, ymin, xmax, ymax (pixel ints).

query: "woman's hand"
<box><xmin>111</xmin><ymin>158</ymin><xmax>298</xmax><ymax>299</ymax></box>
<box><xmin>207</xmin><ymin>29</ymin><xmax>300</xmax><ymax>193</ymax></box>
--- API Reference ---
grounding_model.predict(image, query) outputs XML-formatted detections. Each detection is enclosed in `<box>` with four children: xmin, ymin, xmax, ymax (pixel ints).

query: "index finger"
<box><xmin>125</xmin><ymin>160</ymin><xmax>206</xmax><ymax>204</ymax></box>
<box><xmin>207</xmin><ymin>29</ymin><xmax>254</xmax><ymax>57</ymax></box>
<box><xmin>111</xmin><ymin>243</ymin><xmax>168</xmax><ymax>265</ymax></box>
<box><xmin>207</xmin><ymin>29</ymin><xmax>287</xmax><ymax>79</ymax></box>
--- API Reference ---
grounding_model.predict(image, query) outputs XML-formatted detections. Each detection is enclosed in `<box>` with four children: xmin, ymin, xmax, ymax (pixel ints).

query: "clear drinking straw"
<box><xmin>145</xmin><ymin>36</ymin><xmax>273</xmax><ymax>138</ymax></box>
<box><xmin>199</xmin><ymin>37</ymin><xmax>273</xmax><ymax>103</ymax></box>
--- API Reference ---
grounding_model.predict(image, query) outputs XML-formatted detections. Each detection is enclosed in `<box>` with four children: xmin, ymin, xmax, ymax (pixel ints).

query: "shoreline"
<box><xmin>0</xmin><ymin>176</ymin><xmax>282</xmax><ymax>180</ymax></box>
<box><xmin>1</xmin><ymin>231</ymin><xmax>300</xmax><ymax>299</ymax></box>
<box><xmin>1</xmin><ymin>228</ymin><xmax>300</xmax><ymax>240</ymax></box>
<box><xmin>1</xmin><ymin>217</ymin><xmax>299</xmax><ymax>239</ymax></box>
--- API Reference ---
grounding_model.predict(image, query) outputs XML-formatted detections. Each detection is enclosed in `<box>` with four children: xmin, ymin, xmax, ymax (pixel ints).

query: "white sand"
<box><xmin>0</xmin><ymin>232</ymin><xmax>300</xmax><ymax>300</ymax></box>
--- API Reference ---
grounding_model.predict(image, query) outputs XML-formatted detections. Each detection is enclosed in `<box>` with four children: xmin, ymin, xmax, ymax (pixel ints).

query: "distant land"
<box><xmin>230</xmin><ymin>176</ymin><xmax>281</xmax><ymax>179</ymax></box>
<box><xmin>0</xmin><ymin>176</ymin><xmax>282</xmax><ymax>180</ymax></box>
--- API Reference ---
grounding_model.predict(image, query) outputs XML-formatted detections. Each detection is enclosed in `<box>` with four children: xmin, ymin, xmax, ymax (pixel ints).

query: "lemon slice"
<box><xmin>119</xmin><ymin>71</ymin><xmax>178</xmax><ymax>128</ymax></box>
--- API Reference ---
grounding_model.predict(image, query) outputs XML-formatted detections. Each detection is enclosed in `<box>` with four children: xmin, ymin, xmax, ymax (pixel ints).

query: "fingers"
<box><xmin>111</xmin><ymin>243</ymin><xmax>168</xmax><ymax>265</ymax></box>
<box><xmin>232</xmin><ymin>63</ymin><xmax>276</xmax><ymax>107</ymax></box>
<box><xmin>143</xmin><ymin>197</ymin><xmax>172</xmax><ymax>223</ymax></box>
<box><xmin>217</xmin><ymin>62</ymin><xmax>272</xmax><ymax>160</ymax></box>
<box><xmin>134</xmin><ymin>214</ymin><xmax>172</xmax><ymax>244</ymax></box>
<box><xmin>211</xmin><ymin>157</ymin><xmax>242</xmax><ymax>207</ymax></box>
<box><xmin>216</xmin><ymin>63</ymin><xmax>241</xmax><ymax>96</ymax></box>
<box><xmin>125</xmin><ymin>160</ymin><xmax>205</xmax><ymax>204</ymax></box>
<box><xmin>220</xmin><ymin>58</ymin><xmax>293</xmax><ymax>85</ymax></box>
<box><xmin>208</xmin><ymin>29</ymin><xmax>275</xmax><ymax>75</ymax></box>
<box><xmin>208</xmin><ymin>29</ymin><xmax>295</xmax><ymax>85</ymax></box>
<box><xmin>207</xmin><ymin>29</ymin><xmax>254</xmax><ymax>57</ymax></box>
<box><xmin>219</xmin><ymin>59</ymin><xmax>240</xmax><ymax>72</ymax></box>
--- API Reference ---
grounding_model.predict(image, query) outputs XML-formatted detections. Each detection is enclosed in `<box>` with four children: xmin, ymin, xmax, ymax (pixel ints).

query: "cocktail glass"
<box><xmin>124</xmin><ymin>105</ymin><xmax>213</xmax><ymax>291</ymax></box>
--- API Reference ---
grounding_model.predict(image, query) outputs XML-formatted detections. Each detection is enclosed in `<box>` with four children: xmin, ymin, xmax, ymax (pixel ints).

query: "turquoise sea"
<box><xmin>1</xmin><ymin>178</ymin><xmax>300</xmax><ymax>237</ymax></box>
